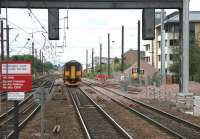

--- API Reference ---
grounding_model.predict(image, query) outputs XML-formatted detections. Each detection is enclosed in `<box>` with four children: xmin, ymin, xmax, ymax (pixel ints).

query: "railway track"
<box><xmin>83</xmin><ymin>79</ymin><xmax>200</xmax><ymax>139</ymax></box>
<box><xmin>67</xmin><ymin>87</ymin><xmax>133</xmax><ymax>139</ymax></box>
<box><xmin>0</xmin><ymin>99</ymin><xmax>40</xmax><ymax>138</ymax></box>
<box><xmin>0</xmin><ymin>77</ymin><xmax>56</xmax><ymax>139</ymax></box>
<box><xmin>84</xmin><ymin>79</ymin><xmax>141</xmax><ymax>92</ymax></box>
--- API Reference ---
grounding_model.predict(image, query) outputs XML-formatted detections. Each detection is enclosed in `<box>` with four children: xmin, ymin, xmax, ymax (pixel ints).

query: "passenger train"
<box><xmin>63</xmin><ymin>60</ymin><xmax>82</xmax><ymax>86</ymax></box>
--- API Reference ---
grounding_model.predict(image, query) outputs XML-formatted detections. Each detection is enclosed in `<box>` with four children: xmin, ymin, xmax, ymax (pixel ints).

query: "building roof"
<box><xmin>124</xmin><ymin>60</ymin><xmax>158</xmax><ymax>77</ymax></box>
<box><xmin>124</xmin><ymin>49</ymin><xmax>145</xmax><ymax>56</ymax></box>
<box><xmin>156</xmin><ymin>11</ymin><xmax>200</xmax><ymax>27</ymax></box>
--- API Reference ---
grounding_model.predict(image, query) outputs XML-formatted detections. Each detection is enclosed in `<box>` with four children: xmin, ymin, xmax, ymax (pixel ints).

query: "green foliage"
<box><xmin>89</xmin><ymin>57</ymin><xmax>132</xmax><ymax>78</ymax></box>
<box><xmin>45</xmin><ymin>62</ymin><xmax>54</xmax><ymax>70</ymax></box>
<box><xmin>95</xmin><ymin>63</ymin><xmax>123</xmax><ymax>73</ymax></box>
<box><xmin>87</xmin><ymin>72</ymin><xmax>97</xmax><ymax>79</ymax></box>
<box><xmin>10</xmin><ymin>54</ymin><xmax>54</xmax><ymax>75</ymax></box>
<box><xmin>151</xmin><ymin>72</ymin><xmax>161</xmax><ymax>86</ymax></box>
<box><xmin>114</xmin><ymin>57</ymin><xmax>120</xmax><ymax>64</ymax></box>
<box><xmin>169</xmin><ymin>38</ymin><xmax>200</xmax><ymax>82</ymax></box>
<box><xmin>189</xmin><ymin>41</ymin><xmax>200</xmax><ymax>82</ymax></box>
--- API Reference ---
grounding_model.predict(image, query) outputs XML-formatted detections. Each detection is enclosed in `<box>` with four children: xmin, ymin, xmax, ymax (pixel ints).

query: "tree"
<box><xmin>114</xmin><ymin>57</ymin><xmax>120</xmax><ymax>64</ymax></box>
<box><xmin>169</xmin><ymin>38</ymin><xmax>200</xmax><ymax>82</ymax></box>
<box><xmin>10</xmin><ymin>54</ymin><xmax>55</xmax><ymax>75</ymax></box>
<box><xmin>189</xmin><ymin>40</ymin><xmax>200</xmax><ymax>81</ymax></box>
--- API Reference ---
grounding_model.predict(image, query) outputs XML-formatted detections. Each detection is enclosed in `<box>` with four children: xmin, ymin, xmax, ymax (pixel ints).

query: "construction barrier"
<box><xmin>96</xmin><ymin>74</ymin><xmax>111</xmax><ymax>81</ymax></box>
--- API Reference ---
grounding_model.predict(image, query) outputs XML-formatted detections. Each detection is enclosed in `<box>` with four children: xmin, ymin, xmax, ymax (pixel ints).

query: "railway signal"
<box><xmin>48</xmin><ymin>8</ymin><xmax>59</xmax><ymax>40</ymax></box>
<box><xmin>142</xmin><ymin>9</ymin><xmax>155</xmax><ymax>40</ymax></box>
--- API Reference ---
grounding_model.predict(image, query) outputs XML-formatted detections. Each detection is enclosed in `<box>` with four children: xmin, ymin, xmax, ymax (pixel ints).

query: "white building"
<box><xmin>145</xmin><ymin>11</ymin><xmax>200</xmax><ymax>75</ymax></box>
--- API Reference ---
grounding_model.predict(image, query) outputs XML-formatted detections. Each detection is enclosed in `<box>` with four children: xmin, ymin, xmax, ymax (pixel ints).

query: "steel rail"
<box><xmin>0</xmin><ymin>94</ymin><xmax>34</xmax><ymax>120</ymax></box>
<box><xmin>103</xmin><ymin>85</ymin><xmax>200</xmax><ymax>132</ymax></box>
<box><xmin>84</xmin><ymin>79</ymin><xmax>200</xmax><ymax>131</ymax></box>
<box><xmin>0</xmin><ymin>77</ymin><xmax>55</xmax><ymax>121</ymax></box>
<box><xmin>5</xmin><ymin>78</ymin><xmax>56</xmax><ymax>139</ymax></box>
<box><xmin>85</xmin><ymin>84</ymin><xmax>185</xmax><ymax>139</ymax></box>
<box><xmin>68</xmin><ymin>88</ymin><xmax>91</xmax><ymax>139</ymax></box>
<box><xmin>0</xmin><ymin>101</ymin><xmax>38</xmax><ymax>128</ymax></box>
<box><xmin>6</xmin><ymin>104</ymin><xmax>41</xmax><ymax>139</ymax></box>
<box><xmin>84</xmin><ymin>80</ymin><xmax>200</xmax><ymax>139</ymax></box>
<box><xmin>79</xmin><ymin>87</ymin><xmax>133</xmax><ymax>139</ymax></box>
<box><xmin>0</xmin><ymin>79</ymin><xmax>49</xmax><ymax>120</ymax></box>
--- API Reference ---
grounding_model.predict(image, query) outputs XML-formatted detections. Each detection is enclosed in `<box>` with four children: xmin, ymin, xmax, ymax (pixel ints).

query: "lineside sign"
<box><xmin>0</xmin><ymin>61</ymin><xmax>32</xmax><ymax>92</ymax></box>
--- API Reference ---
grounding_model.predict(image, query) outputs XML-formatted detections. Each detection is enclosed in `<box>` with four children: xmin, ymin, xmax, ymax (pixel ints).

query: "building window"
<box><xmin>145</xmin><ymin>44</ymin><xmax>150</xmax><ymax>51</ymax></box>
<box><xmin>158</xmin><ymin>41</ymin><xmax>168</xmax><ymax>48</ymax></box>
<box><xmin>170</xmin><ymin>39</ymin><xmax>179</xmax><ymax>46</ymax></box>
<box><xmin>165</xmin><ymin>24</ymin><xmax>169</xmax><ymax>33</ymax></box>
<box><xmin>174</xmin><ymin>24</ymin><xmax>179</xmax><ymax>33</ymax></box>
<box><xmin>190</xmin><ymin>23</ymin><xmax>195</xmax><ymax>34</ymax></box>
<box><xmin>165</xmin><ymin>24</ymin><xmax>179</xmax><ymax>33</ymax></box>
<box><xmin>169</xmin><ymin>40</ymin><xmax>173</xmax><ymax>46</ymax></box>
<box><xmin>157</xmin><ymin>41</ymin><xmax>161</xmax><ymax>48</ymax></box>
<box><xmin>190</xmin><ymin>23</ymin><xmax>195</xmax><ymax>42</ymax></box>
<box><xmin>169</xmin><ymin>54</ymin><xmax>173</xmax><ymax>61</ymax></box>
<box><xmin>158</xmin><ymin>55</ymin><xmax>161</xmax><ymax>61</ymax></box>
<box><xmin>146</xmin><ymin>56</ymin><xmax>151</xmax><ymax>62</ymax></box>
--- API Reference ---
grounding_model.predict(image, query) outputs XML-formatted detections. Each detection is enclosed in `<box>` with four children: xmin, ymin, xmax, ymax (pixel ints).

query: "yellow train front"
<box><xmin>63</xmin><ymin>60</ymin><xmax>82</xmax><ymax>86</ymax></box>
<box><xmin>131</xmin><ymin>67</ymin><xmax>144</xmax><ymax>80</ymax></box>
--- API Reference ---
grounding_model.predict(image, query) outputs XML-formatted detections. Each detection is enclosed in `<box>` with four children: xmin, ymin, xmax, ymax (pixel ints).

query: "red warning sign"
<box><xmin>0</xmin><ymin>61</ymin><xmax>32</xmax><ymax>92</ymax></box>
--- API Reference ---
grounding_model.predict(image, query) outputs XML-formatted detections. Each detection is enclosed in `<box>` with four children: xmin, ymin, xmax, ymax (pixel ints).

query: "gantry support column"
<box><xmin>177</xmin><ymin>0</ymin><xmax>193</xmax><ymax>109</ymax></box>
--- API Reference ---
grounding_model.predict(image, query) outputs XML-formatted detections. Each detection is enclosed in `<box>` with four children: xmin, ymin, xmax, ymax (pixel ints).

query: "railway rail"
<box><xmin>83</xmin><ymin>79</ymin><xmax>200</xmax><ymax>139</ymax></box>
<box><xmin>67</xmin><ymin>87</ymin><xmax>133</xmax><ymax>139</ymax></box>
<box><xmin>0</xmin><ymin>98</ymin><xmax>40</xmax><ymax>138</ymax></box>
<box><xmin>0</xmin><ymin>76</ymin><xmax>55</xmax><ymax>139</ymax></box>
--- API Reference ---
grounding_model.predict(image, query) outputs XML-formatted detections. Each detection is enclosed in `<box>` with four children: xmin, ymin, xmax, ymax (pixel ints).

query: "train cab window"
<box><xmin>140</xmin><ymin>69</ymin><xmax>144</xmax><ymax>75</ymax></box>
<box><xmin>65</xmin><ymin>64</ymin><xmax>70</xmax><ymax>70</ymax></box>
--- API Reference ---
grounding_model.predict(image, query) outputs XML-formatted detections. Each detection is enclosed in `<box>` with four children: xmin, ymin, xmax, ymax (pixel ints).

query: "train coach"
<box><xmin>63</xmin><ymin>60</ymin><xmax>82</xmax><ymax>86</ymax></box>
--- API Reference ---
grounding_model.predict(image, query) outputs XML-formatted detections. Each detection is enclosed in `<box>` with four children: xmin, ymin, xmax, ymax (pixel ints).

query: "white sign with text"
<box><xmin>2</xmin><ymin>64</ymin><xmax>31</xmax><ymax>74</ymax></box>
<box><xmin>8</xmin><ymin>92</ymin><xmax>25</xmax><ymax>100</ymax></box>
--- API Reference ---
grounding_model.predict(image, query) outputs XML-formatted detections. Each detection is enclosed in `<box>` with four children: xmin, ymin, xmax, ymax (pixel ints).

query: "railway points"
<box><xmin>19</xmin><ymin>78</ymin><xmax>85</xmax><ymax>139</ymax></box>
<box><xmin>83</xmin><ymin>79</ymin><xmax>200</xmax><ymax>139</ymax></box>
<box><xmin>11</xmin><ymin>76</ymin><xmax>200</xmax><ymax>139</ymax></box>
<box><xmin>81</xmin><ymin>86</ymin><xmax>176</xmax><ymax>139</ymax></box>
<box><xmin>0</xmin><ymin>76</ymin><xmax>56</xmax><ymax>139</ymax></box>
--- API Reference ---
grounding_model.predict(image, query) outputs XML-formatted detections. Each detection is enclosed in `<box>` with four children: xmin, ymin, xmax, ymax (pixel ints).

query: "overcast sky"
<box><xmin>0</xmin><ymin>0</ymin><xmax>199</xmax><ymax>67</ymax></box>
